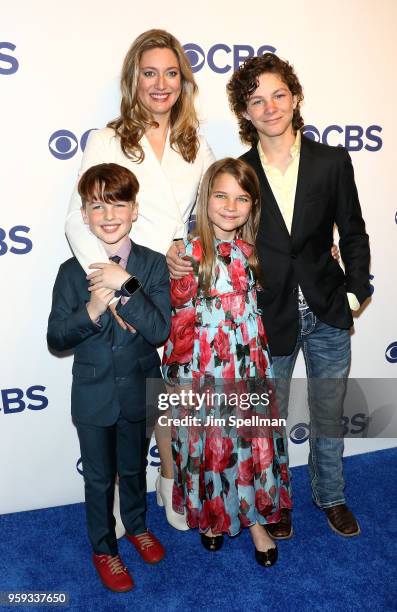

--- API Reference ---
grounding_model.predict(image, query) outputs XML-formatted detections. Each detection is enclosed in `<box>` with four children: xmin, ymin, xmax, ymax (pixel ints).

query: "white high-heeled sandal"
<box><xmin>155</xmin><ymin>474</ymin><xmax>189</xmax><ymax>531</ymax></box>
<box><xmin>113</xmin><ymin>481</ymin><xmax>126</xmax><ymax>539</ymax></box>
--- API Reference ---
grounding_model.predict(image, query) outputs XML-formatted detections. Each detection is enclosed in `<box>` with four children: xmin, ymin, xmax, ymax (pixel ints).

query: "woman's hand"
<box><xmin>166</xmin><ymin>241</ymin><xmax>193</xmax><ymax>279</ymax></box>
<box><xmin>87</xmin><ymin>262</ymin><xmax>130</xmax><ymax>291</ymax></box>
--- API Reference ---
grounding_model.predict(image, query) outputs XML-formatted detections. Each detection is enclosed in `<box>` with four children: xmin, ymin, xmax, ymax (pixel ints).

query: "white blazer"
<box><xmin>65</xmin><ymin>127</ymin><xmax>215</xmax><ymax>271</ymax></box>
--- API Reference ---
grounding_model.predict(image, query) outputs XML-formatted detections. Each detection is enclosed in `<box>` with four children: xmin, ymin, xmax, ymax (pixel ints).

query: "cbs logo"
<box><xmin>48</xmin><ymin>129</ymin><xmax>95</xmax><ymax>160</ymax></box>
<box><xmin>183</xmin><ymin>42</ymin><xmax>276</xmax><ymax>74</ymax></box>
<box><xmin>289</xmin><ymin>414</ymin><xmax>368</xmax><ymax>443</ymax></box>
<box><xmin>302</xmin><ymin>124</ymin><xmax>382</xmax><ymax>152</ymax></box>
<box><xmin>385</xmin><ymin>342</ymin><xmax>397</xmax><ymax>364</ymax></box>
<box><xmin>0</xmin><ymin>42</ymin><xmax>19</xmax><ymax>75</ymax></box>
<box><xmin>0</xmin><ymin>226</ymin><xmax>32</xmax><ymax>256</ymax></box>
<box><xmin>0</xmin><ymin>386</ymin><xmax>48</xmax><ymax>414</ymax></box>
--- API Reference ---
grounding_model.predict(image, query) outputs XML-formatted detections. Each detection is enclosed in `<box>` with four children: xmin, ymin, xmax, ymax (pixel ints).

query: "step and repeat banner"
<box><xmin>1</xmin><ymin>0</ymin><xmax>396</xmax><ymax>514</ymax></box>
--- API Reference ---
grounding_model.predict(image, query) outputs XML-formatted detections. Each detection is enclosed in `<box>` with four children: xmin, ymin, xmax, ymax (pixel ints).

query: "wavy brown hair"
<box><xmin>108</xmin><ymin>29</ymin><xmax>200</xmax><ymax>163</ymax></box>
<box><xmin>194</xmin><ymin>158</ymin><xmax>261</xmax><ymax>295</ymax></box>
<box><xmin>227</xmin><ymin>53</ymin><xmax>304</xmax><ymax>146</ymax></box>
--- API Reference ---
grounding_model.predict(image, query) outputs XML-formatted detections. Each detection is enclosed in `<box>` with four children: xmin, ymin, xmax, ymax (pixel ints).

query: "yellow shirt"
<box><xmin>257</xmin><ymin>132</ymin><xmax>360</xmax><ymax>311</ymax></box>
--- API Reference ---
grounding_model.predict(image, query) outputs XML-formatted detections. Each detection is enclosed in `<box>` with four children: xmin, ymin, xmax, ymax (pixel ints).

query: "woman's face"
<box><xmin>137</xmin><ymin>47</ymin><xmax>182</xmax><ymax>123</ymax></box>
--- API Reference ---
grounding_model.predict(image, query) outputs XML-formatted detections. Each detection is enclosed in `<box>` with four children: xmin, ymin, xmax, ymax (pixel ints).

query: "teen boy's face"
<box><xmin>208</xmin><ymin>173</ymin><xmax>252</xmax><ymax>241</ymax></box>
<box><xmin>243</xmin><ymin>72</ymin><xmax>297</xmax><ymax>141</ymax></box>
<box><xmin>81</xmin><ymin>199</ymin><xmax>138</xmax><ymax>250</ymax></box>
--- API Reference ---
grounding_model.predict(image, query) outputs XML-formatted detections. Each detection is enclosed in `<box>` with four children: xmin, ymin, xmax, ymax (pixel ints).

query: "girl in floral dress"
<box><xmin>162</xmin><ymin>158</ymin><xmax>291</xmax><ymax>567</ymax></box>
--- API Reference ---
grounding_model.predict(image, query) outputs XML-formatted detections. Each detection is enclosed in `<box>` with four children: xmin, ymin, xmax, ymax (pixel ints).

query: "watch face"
<box><xmin>123</xmin><ymin>276</ymin><xmax>141</xmax><ymax>296</ymax></box>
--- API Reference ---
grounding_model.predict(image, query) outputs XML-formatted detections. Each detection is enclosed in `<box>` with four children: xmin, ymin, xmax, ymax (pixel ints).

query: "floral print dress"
<box><xmin>162</xmin><ymin>237</ymin><xmax>291</xmax><ymax>536</ymax></box>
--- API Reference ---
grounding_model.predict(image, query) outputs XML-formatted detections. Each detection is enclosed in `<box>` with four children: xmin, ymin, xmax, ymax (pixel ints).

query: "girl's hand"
<box><xmin>87</xmin><ymin>262</ymin><xmax>130</xmax><ymax>291</ymax></box>
<box><xmin>166</xmin><ymin>241</ymin><xmax>192</xmax><ymax>279</ymax></box>
<box><xmin>86</xmin><ymin>288</ymin><xmax>115</xmax><ymax>322</ymax></box>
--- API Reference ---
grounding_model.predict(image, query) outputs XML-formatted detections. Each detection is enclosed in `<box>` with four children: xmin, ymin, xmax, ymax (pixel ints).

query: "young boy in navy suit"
<box><xmin>48</xmin><ymin>163</ymin><xmax>170</xmax><ymax>592</ymax></box>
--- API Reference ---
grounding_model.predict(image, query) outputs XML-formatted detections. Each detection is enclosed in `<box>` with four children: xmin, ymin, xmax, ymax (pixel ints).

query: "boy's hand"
<box><xmin>166</xmin><ymin>241</ymin><xmax>193</xmax><ymax>279</ymax></box>
<box><xmin>87</xmin><ymin>288</ymin><xmax>115</xmax><ymax>322</ymax></box>
<box><xmin>331</xmin><ymin>244</ymin><xmax>340</xmax><ymax>262</ymax></box>
<box><xmin>87</xmin><ymin>262</ymin><xmax>130</xmax><ymax>291</ymax></box>
<box><xmin>108</xmin><ymin>302</ymin><xmax>136</xmax><ymax>334</ymax></box>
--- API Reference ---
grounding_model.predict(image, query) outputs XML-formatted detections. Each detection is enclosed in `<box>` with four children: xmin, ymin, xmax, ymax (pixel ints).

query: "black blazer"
<box><xmin>241</xmin><ymin>135</ymin><xmax>370</xmax><ymax>356</ymax></box>
<box><xmin>47</xmin><ymin>242</ymin><xmax>171</xmax><ymax>425</ymax></box>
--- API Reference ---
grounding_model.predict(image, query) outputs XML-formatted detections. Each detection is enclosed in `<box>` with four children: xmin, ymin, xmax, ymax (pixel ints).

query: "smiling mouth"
<box><xmin>150</xmin><ymin>93</ymin><xmax>171</xmax><ymax>101</ymax></box>
<box><xmin>101</xmin><ymin>224</ymin><xmax>121</xmax><ymax>232</ymax></box>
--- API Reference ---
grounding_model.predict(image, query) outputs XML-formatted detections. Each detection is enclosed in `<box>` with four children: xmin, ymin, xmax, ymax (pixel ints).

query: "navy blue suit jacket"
<box><xmin>241</xmin><ymin>135</ymin><xmax>371</xmax><ymax>356</ymax></box>
<box><xmin>47</xmin><ymin>241</ymin><xmax>171</xmax><ymax>426</ymax></box>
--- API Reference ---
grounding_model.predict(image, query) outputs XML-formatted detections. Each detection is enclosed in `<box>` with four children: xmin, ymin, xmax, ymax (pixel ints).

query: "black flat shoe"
<box><xmin>255</xmin><ymin>545</ymin><xmax>278</xmax><ymax>567</ymax></box>
<box><xmin>201</xmin><ymin>533</ymin><xmax>224</xmax><ymax>552</ymax></box>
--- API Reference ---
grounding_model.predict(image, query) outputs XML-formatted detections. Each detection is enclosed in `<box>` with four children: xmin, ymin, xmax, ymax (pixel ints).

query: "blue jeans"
<box><xmin>272</xmin><ymin>305</ymin><xmax>351</xmax><ymax>508</ymax></box>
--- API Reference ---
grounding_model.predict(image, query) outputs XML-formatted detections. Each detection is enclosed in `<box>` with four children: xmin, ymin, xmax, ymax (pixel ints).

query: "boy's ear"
<box><xmin>81</xmin><ymin>206</ymin><xmax>89</xmax><ymax>224</ymax></box>
<box><xmin>131</xmin><ymin>201</ymin><xmax>139</xmax><ymax>222</ymax></box>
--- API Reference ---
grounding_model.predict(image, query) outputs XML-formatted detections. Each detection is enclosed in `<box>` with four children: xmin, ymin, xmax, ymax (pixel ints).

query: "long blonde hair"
<box><xmin>194</xmin><ymin>158</ymin><xmax>261</xmax><ymax>295</ymax></box>
<box><xmin>108</xmin><ymin>29</ymin><xmax>199</xmax><ymax>163</ymax></box>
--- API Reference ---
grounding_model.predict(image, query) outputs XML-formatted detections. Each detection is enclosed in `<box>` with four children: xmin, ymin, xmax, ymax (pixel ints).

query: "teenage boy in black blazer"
<box><xmin>48</xmin><ymin>163</ymin><xmax>170</xmax><ymax>592</ymax></box>
<box><xmin>226</xmin><ymin>54</ymin><xmax>370</xmax><ymax>539</ymax></box>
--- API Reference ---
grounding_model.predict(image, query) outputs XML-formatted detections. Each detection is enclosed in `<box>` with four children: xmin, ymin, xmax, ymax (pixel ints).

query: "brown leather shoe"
<box><xmin>265</xmin><ymin>509</ymin><xmax>293</xmax><ymax>540</ymax></box>
<box><xmin>325</xmin><ymin>504</ymin><xmax>361</xmax><ymax>537</ymax></box>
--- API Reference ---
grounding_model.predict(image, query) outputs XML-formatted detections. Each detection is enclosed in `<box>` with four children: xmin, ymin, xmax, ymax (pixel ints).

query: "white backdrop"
<box><xmin>1</xmin><ymin>0</ymin><xmax>396</xmax><ymax>514</ymax></box>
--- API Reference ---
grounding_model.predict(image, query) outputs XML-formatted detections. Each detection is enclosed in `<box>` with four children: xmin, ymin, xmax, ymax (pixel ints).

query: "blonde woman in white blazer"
<box><xmin>65</xmin><ymin>29</ymin><xmax>215</xmax><ymax>535</ymax></box>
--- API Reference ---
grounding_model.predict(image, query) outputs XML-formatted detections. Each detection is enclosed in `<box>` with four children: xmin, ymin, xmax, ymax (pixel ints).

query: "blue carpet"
<box><xmin>0</xmin><ymin>448</ymin><xmax>396</xmax><ymax>612</ymax></box>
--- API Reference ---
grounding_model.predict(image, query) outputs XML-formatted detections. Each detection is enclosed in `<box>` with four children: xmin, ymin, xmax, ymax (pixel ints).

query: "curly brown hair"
<box><xmin>227</xmin><ymin>53</ymin><xmax>304</xmax><ymax>146</ymax></box>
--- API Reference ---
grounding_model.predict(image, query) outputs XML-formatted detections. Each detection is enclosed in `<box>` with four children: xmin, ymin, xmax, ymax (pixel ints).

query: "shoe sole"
<box><xmin>265</xmin><ymin>526</ymin><xmax>294</xmax><ymax>540</ymax></box>
<box><xmin>99</xmin><ymin>578</ymin><xmax>134</xmax><ymax>593</ymax></box>
<box><xmin>327</xmin><ymin>518</ymin><xmax>361</xmax><ymax>537</ymax></box>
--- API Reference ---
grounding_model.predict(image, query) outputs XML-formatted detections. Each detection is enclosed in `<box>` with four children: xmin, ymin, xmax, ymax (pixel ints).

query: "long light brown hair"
<box><xmin>194</xmin><ymin>158</ymin><xmax>261</xmax><ymax>295</ymax></box>
<box><xmin>108</xmin><ymin>29</ymin><xmax>200</xmax><ymax>163</ymax></box>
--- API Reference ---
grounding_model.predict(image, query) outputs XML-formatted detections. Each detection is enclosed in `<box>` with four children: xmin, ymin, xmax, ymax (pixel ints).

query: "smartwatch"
<box><xmin>120</xmin><ymin>275</ymin><xmax>141</xmax><ymax>297</ymax></box>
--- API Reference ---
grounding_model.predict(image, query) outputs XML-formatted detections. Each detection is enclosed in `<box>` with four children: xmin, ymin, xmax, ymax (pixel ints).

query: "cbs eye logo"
<box><xmin>48</xmin><ymin>128</ymin><xmax>95</xmax><ymax>160</ymax></box>
<box><xmin>183</xmin><ymin>42</ymin><xmax>276</xmax><ymax>74</ymax></box>
<box><xmin>385</xmin><ymin>342</ymin><xmax>397</xmax><ymax>364</ymax></box>
<box><xmin>0</xmin><ymin>42</ymin><xmax>19</xmax><ymax>75</ymax></box>
<box><xmin>289</xmin><ymin>422</ymin><xmax>310</xmax><ymax>444</ymax></box>
<box><xmin>303</xmin><ymin>124</ymin><xmax>382</xmax><ymax>152</ymax></box>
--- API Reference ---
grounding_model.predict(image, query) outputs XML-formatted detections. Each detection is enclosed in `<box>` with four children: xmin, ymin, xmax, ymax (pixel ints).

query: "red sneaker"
<box><xmin>126</xmin><ymin>530</ymin><xmax>165</xmax><ymax>564</ymax></box>
<box><xmin>92</xmin><ymin>554</ymin><xmax>134</xmax><ymax>592</ymax></box>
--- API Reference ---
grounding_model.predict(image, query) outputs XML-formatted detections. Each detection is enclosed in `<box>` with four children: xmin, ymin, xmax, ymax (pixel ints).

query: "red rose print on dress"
<box><xmin>213</xmin><ymin>327</ymin><xmax>231</xmax><ymax>361</ymax></box>
<box><xmin>229</xmin><ymin>259</ymin><xmax>248</xmax><ymax>292</ymax></box>
<box><xmin>199</xmin><ymin>329</ymin><xmax>212</xmax><ymax>373</ymax></box>
<box><xmin>235</xmin><ymin>239</ymin><xmax>253</xmax><ymax>259</ymax></box>
<box><xmin>255</xmin><ymin>489</ymin><xmax>274</xmax><ymax>517</ymax></box>
<box><xmin>205</xmin><ymin>436</ymin><xmax>234</xmax><ymax>473</ymax></box>
<box><xmin>201</xmin><ymin>496</ymin><xmax>231</xmax><ymax>533</ymax></box>
<box><xmin>170</xmin><ymin>273</ymin><xmax>198</xmax><ymax>308</ymax></box>
<box><xmin>280</xmin><ymin>486</ymin><xmax>292</xmax><ymax>508</ymax></box>
<box><xmin>164</xmin><ymin>307</ymin><xmax>195</xmax><ymax>364</ymax></box>
<box><xmin>217</xmin><ymin>242</ymin><xmax>232</xmax><ymax>258</ymax></box>
<box><xmin>237</xmin><ymin>457</ymin><xmax>254</xmax><ymax>486</ymax></box>
<box><xmin>252</xmin><ymin>438</ymin><xmax>274</xmax><ymax>470</ymax></box>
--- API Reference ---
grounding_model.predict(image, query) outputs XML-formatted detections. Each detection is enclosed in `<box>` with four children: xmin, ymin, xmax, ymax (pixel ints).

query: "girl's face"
<box><xmin>137</xmin><ymin>47</ymin><xmax>182</xmax><ymax>123</ymax></box>
<box><xmin>207</xmin><ymin>172</ymin><xmax>252</xmax><ymax>241</ymax></box>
